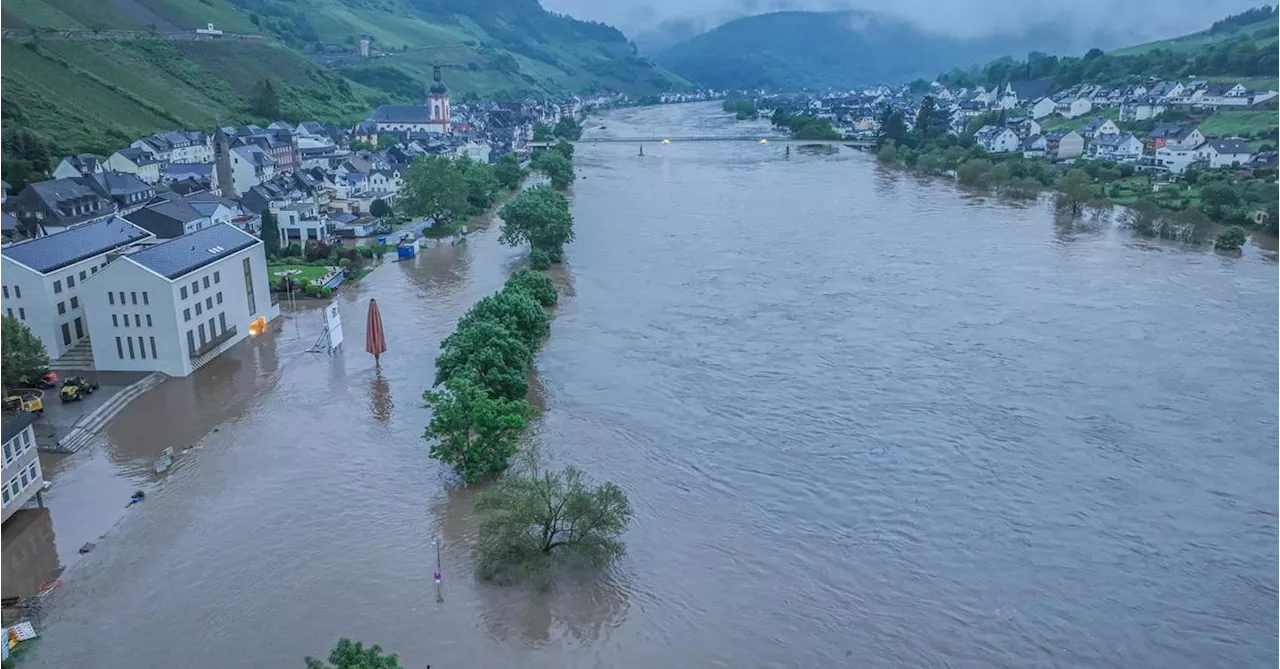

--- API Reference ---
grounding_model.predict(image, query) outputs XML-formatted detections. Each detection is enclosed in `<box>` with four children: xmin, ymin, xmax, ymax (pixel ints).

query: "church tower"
<box><xmin>426</xmin><ymin>66</ymin><xmax>451</xmax><ymax>134</ymax></box>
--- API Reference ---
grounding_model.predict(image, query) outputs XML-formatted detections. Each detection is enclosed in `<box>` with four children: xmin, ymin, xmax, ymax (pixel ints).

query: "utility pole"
<box><xmin>433</xmin><ymin>539</ymin><xmax>443</xmax><ymax>602</ymax></box>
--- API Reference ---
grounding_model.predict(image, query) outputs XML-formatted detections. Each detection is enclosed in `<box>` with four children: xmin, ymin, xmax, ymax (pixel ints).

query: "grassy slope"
<box><xmin>1111</xmin><ymin>18</ymin><xmax>1278</xmax><ymax>55</ymax></box>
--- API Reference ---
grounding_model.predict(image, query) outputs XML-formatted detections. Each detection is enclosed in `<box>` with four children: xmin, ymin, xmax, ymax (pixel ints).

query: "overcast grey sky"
<box><xmin>542</xmin><ymin>0</ymin><xmax>1270</xmax><ymax>47</ymax></box>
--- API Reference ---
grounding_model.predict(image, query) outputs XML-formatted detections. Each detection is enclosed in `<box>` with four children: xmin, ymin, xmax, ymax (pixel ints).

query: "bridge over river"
<box><xmin>577</xmin><ymin>136</ymin><xmax>874</xmax><ymax>147</ymax></box>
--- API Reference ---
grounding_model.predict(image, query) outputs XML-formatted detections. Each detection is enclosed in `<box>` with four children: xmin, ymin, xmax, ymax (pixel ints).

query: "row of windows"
<box><xmin>183</xmin><ymin>293</ymin><xmax>223</xmax><ymax>322</ymax></box>
<box><xmin>179</xmin><ymin>271</ymin><xmax>221</xmax><ymax>301</ymax></box>
<box><xmin>186</xmin><ymin>313</ymin><xmax>230</xmax><ymax>356</ymax></box>
<box><xmin>50</xmin><ymin>261</ymin><xmax>108</xmax><ymax>295</ymax></box>
<box><xmin>5</xmin><ymin>307</ymin><xmax>27</xmax><ymax>320</ymax></box>
<box><xmin>112</xmin><ymin>313</ymin><xmax>153</xmax><ymax>328</ymax></box>
<box><xmin>2</xmin><ymin>285</ymin><xmax>20</xmax><ymax>299</ymax></box>
<box><xmin>2</xmin><ymin>427</ymin><xmax>34</xmax><ymax>467</ymax></box>
<box><xmin>116</xmin><ymin>335</ymin><xmax>158</xmax><ymax>361</ymax></box>
<box><xmin>107</xmin><ymin>291</ymin><xmax>149</xmax><ymax>306</ymax></box>
<box><xmin>1</xmin><ymin>461</ymin><xmax>41</xmax><ymax>509</ymax></box>
<box><xmin>55</xmin><ymin>297</ymin><xmax>81</xmax><ymax>315</ymax></box>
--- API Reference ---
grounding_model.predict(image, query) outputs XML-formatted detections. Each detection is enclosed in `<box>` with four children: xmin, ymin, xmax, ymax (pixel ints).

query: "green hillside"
<box><xmin>1111</xmin><ymin>7</ymin><xmax>1278</xmax><ymax>55</ymax></box>
<box><xmin>1</xmin><ymin>0</ymin><xmax>687</xmax><ymax>187</ymax></box>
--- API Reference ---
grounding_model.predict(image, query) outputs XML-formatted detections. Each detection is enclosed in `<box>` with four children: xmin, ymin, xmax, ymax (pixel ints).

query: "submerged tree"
<box><xmin>1214</xmin><ymin>225</ymin><xmax>1248</xmax><ymax>251</ymax></box>
<box><xmin>475</xmin><ymin>464</ymin><xmax>631</xmax><ymax>584</ymax></box>
<box><xmin>304</xmin><ymin>639</ymin><xmax>402</xmax><ymax>669</ymax></box>
<box><xmin>494</xmin><ymin>152</ymin><xmax>525</xmax><ymax>190</ymax></box>
<box><xmin>1054</xmin><ymin>169</ymin><xmax>1097</xmax><ymax>218</ymax></box>
<box><xmin>424</xmin><ymin>375</ymin><xmax>532</xmax><ymax>483</ymax></box>
<box><xmin>499</xmin><ymin>186</ymin><xmax>575</xmax><ymax>263</ymax></box>
<box><xmin>531</xmin><ymin>150</ymin><xmax>575</xmax><ymax>190</ymax></box>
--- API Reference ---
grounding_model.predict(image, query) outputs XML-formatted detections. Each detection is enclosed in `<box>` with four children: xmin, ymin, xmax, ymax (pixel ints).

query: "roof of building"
<box><xmin>1148</xmin><ymin>123</ymin><xmax>1183</xmax><ymax>139</ymax></box>
<box><xmin>163</xmin><ymin>163</ymin><xmax>214</xmax><ymax>181</ymax></box>
<box><xmin>114</xmin><ymin>146</ymin><xmax>161</xmax><ymax>166</ymax></box>
<box><xmin>2</xmin><ymin>412</ymin><xmax>38</xmax><ymax>443</ymax></box>
<box><xmin>125</xmin><ymin>224</ymin><xmax>259</xmax><ymax>280</ymax></box>
<box><xmin>1206</xmin><ymin>139</ymin><xmax>1253</xmax><ymax>155</ymax></box>
<box><xmin>1008</xmin><ymin>79</ymin><xmax>1052</xmax><ymax>102</ymax></box>
<box><xmin>1092</xmin><ymin>132</ymin><xmax>1138</xmax><ymax>147</ymax></box>
<box><xmin>370</xmin><ymin>105</ymin><xmax>436</xmax><ymax>124</ymax></box>
<box><xmin>86</xmin><ymin>171</ymin><xmax>153</xmax><ymax>199</ymax></box>
<box><xmin>1</xmin><ymin>216</ymin><xmax>151</xmax><ymax>274</ymax></box>
<box><xmin>1044</xmin><ymin>128</ymin><xmax>1080</xmax><ymax>140</ymax></box>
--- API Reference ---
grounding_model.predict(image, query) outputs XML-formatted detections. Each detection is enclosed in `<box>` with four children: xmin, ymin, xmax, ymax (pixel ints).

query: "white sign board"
<box><xmin>325</xmin><ymin>302</ymin><xmax>344</xmax><ymax>352</ymax></box>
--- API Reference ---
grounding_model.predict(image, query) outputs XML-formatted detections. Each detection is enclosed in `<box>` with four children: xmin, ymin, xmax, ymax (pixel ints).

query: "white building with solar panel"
<box><xmin>1</xmin><ymin>216</ymin><xmax>153</xmax><ymax>360</ymax></box>
<box><xmin>81</xmin><ymin>224</ymin><xmax>279</xmax><ymax>377</ymax></box>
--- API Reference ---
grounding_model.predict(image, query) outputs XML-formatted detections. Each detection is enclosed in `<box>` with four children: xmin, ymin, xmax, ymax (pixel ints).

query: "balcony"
<box><xmin>188</xmin><ymin>325</ymin><xmax>238</xmax><ymax>359</ymax></box>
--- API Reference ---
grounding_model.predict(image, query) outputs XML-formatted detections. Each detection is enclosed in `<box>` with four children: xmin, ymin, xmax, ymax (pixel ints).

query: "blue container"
<box><xmin>376</xmin><ymin>236</ymin><xmax>388</xmax><ymax>245</ymax></box>
<box><xmin>396</xmin><ymin>244</ymin><xmax>416</xmax><ymax>259</ymax></box>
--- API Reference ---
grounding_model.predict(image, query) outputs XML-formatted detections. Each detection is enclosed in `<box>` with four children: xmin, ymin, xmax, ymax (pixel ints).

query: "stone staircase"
<box><xmin>48</xmin><ymin>338</ymin><xmax>95</xmax><ymax>373</ymax></box>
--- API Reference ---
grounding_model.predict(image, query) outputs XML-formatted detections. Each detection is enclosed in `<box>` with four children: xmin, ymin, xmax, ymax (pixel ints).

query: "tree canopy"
<box><xmin>250</xmin><ymin>79</ymin><xmax>281</xmax><ymax>119</ymax></box>
<box><xmin>260</xmin><ymin>209</ymin><xmax>281</xmax><ymax>257</ymax></box>
<box><xmin>369</xmin><ymin>198</ymin><xmax>392</xmax><ymax>219</ymax></box>
<box><xmin>1</xmin><ymin>316</ymin><xmax>49</xmax><ymax>388</ymax></box>
<box><xmin>475</xmin><ymin>464</ymin><xmax>631</xmax><ymax>583</ymax></box>
<box><xmin>553</xmin><ymin>116</ymin><xmax>583</xmax><ymax>140</ymax></box>
<box><xmin>533</xmin><ymin>122</ymin><xmax>554</xmax><ymax>141</ymax></box>
<box><xmin>499</xmin><ymin>186</ymin><xmax>575</xmax><ymax>264</ymax></box>
<box><xmin>531</xmin><ymin>150</ymin><xmax>575</xmax><ymax>190</ymax></box>
<box><xmin>304</xmin><ymin>639</ymin><xmax>402</xmax><ymax>669</ymax></box>
<box><xmin>400</xmin><ymin>155</ymin><xmax>469</xmax><ymax>227</ymax></box>
<box><xmin>425</xmin><ymin>375</ymin><xmax>532</xmax><ymax>483</ymax></box>
<box><xmin>494</xmin><ymin>153</ymin><xmax>525</xmax><ymax>190</ymax></box>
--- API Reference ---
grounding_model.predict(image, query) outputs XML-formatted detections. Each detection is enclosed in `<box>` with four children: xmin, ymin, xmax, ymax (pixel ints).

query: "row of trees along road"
<box><xmin>422</xmin><ymin>141</ymin><xmax>632</xmax><ymax>587</ymax></box>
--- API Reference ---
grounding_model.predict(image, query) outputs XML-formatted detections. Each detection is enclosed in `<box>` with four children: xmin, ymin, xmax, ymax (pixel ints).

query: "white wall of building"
<box><xmin>2</xmin><ymin>255</ymin><xmax>111</xmax><ymax>359</ymax></box>
<box><xmin>1</xmin><ymin>421</ymin><xmax>42</xmax><ymax>524</ymax></box>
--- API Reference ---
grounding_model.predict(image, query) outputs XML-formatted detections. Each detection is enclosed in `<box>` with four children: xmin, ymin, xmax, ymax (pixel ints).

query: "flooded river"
<box><xmin>21</xmin><ymin>102</ymin><xmax>1278</xmax><ymax>668</ymax></box>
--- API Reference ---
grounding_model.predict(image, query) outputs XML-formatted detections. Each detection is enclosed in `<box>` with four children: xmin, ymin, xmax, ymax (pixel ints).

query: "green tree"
<box><xmin>369</xmin><ymin>198</ymin><xmax>392</xmax><ymax>219</ymax></box>
<box><xmin>260</xmin><ymin>209</ymin><xmax>281</xmax><ymax>257</ymax></box>
<box><xmin>532</xmin><ymin>150</ymin><xmax>575</xmax><ymax>190</ymax></box>
<box><xmin>499</xmin><ymin>186</ymin><xmax>575</xmax><ymax>263</ymax></box>
<box><xmin>249</xmin><ymin>79</ymin><xmax>281</xmax><ymax>119</ymax></box>
<box><xmin>400</xmin><ymin>155</ymin><xmax>469</xmax><ymax>227</ymax></box>
<box><xmin>1200</xmin><ymin>182</ymin><xmax>1241</xmax><ymax>218</ymax></box>
<box><xmin>460</xmin><ymin>158</ymin><xmax>500</xmax><ymax>213</ymax></box>
<box><xmin>875</xmin><ymin>109</ymin><xmax>908</xmax><ymax>149</ymax></box>
<box><xmin>1214</xmin><ymin>225</ymin><xmax>1248</xmax><ymax>251</ymax></box>
<box><xmin>553</xmin><ymin>116</ymin><xmax>582</xmax><ymax>140</ymax></box>
<box><xmin>424</xmin><ymin>375</ymin><xmax>532</xmax><ymax>482</ymax></box>
<box><xmin>435</xmin><ymin>320</ymin><xmax>534</xmax><ymax>401</ymax></box>
<box><xmin>304</xmin><ymin>639</ymin><xmax>401</xmax><ymax>669</ymax></box>
<box><xmin>955</xmin><ymin>159</ymin><xmax>992</xmax><ymax>187</ymax></box>
<box><xmin>475</xmin><ymin>464</ymin><xmax>631</xmax><ymax>583</ymax></box>
<box><xmin>504</xmin><ymin>269</ymin><xmax>558</xmax><ymax>307</ymax></box>
<box><xmin>494</xmin><ymin>153</ymin><xmax>525</xmax><ymax>190</ymax></box>
<box><xmin>914</xmin><ymin>95</ymin><xmax>949</xmax><ymax>140</ymax></box>
<box><xmin>1</xmin><ymin>316</ymin><xmax>49</xmax><ymax>388</ymax></box>
<box><xmin>1055</xmin><ymin>169</ymin><xmax>1096</xmax><ymax>217</ymax></box>
<box><xmin>552</xmin><ymin>139</ymin><xmax>574</xmax><ymax>161</ymax></box>
<box><xmin>532</xmin><ymin>123</ymin><xmax>554</xmax><ymax>141</ymax></box>
<box><xmin>456</xmin><ymin>289</ymin><xmax>550</xmax><ymax>347</ymax></box>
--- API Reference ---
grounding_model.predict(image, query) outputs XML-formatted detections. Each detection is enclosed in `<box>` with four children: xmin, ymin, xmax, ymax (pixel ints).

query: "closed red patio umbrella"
<box><xmin>366</xmin><ymin>298</ymin><xmax>387</xmax><ymax>364</ymax></box>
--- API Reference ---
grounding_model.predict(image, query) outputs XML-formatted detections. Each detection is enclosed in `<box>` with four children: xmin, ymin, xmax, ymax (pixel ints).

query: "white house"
<box><xmin>1086</xmin><ymin>132</ymin><xmax>1144</xmax><ymax>162</ymax></box>
<box><xmin>276</xmin><ymin>200</ymin><xmax>329</xmax><ymax>241</ymax></box>
<box><xmin>132</xmin><ymin>130</ymin><xmax>213</xmax><ymax>165</ymax></box>
<box><xmin>1198</xmin><ymin>139</ymin><xmax>1254</xmax><ymax>169</ymax></box>
<box><xmin>1119</xmin><ymin>99</ymin><xmax>1167</xmax><ymax>122</ymax></box>
<box><xmin>105</xmin><ymin>147</ymin><xmax>164</xmax><ymax>184</ymax></box>
<box><xmin>1198</xmin><ymin>83</ymin><xmax>1251</xmax><ymax>108</ymax></box>
<box><xmin>52</xmin><ymin>154</ymin><xmax>103</xmax><ymax>180</ymax></box>
<box><xmin>1</xmin><ymin>412</ymin><xmax>43</xmax><ymax>524</ymax></box>
<box><xmin>82</xmin><ymin>224</ymin><xmax>277</xmax><ymax>377</ymax></box>
<box><xmin>1079</xmin><ymin>117</ymin><xmax>1120</xmax><ymax>139</ymax></box>
<box><xmin>1154</xmin><ymin>144</ymin><xmax>1203</xmax><ymax>174</ymax></box>
<box><xmin>1029</xmin><ymin>97</ymin><xmax>1057</xmax><ymax>119</ymax></box>
<box><xmin>1055</xmin><ymin>97</ymin><xmax>1093</xmax><ymax>119</ymax></box>
<box><xmin>1044</xmin><ymin>129</ymin><xmax>1085</xmax><ymax>160</ymax></box>
<box><xmin>1008</xmin><ymin>117</ymin><xmax>1042</xmax><ymax>139</ymax></box>
<box><xmin>1</xmin><ymin>217</ymin><xmax>153</xmax><ymax>359</ymax></box>
<box><xmin>1021</xmin><ymin>134</ymin><xmax>1047</xmax><ymax>158</ymax></box>
<box><xmin>224</xmin><ymin>145</ymin><xmax>276</xmax><ymax>198</ymax></box>
<box><xmin>973</xmin><ymin>125</ymin><xmax>1020</xmax><ymax>153</ymax></box>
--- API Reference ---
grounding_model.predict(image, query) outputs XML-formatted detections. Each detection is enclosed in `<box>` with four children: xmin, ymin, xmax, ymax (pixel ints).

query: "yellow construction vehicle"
<box><xmin>3</xmin><ymin>389</ymin><xmax>45</xmax><ymax>414</ymax></box>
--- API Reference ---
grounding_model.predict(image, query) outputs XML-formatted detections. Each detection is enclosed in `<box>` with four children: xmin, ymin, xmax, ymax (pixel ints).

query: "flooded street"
<box><xmin>21</xmin><ymin>102</ymin><xmax>1279</xmax><ymax>668</ymax></box>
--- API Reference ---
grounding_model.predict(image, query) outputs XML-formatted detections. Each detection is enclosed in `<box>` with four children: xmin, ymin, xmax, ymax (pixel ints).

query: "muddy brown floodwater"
<box><xmin>21</xmin><ymin>102</ymin><xmax>1279</xmax><ymax>668</ymax></box>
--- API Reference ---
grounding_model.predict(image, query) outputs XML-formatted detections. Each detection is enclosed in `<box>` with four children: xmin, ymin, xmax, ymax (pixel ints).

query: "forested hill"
<box><xmin>939</xmin><ymin>6</ymin><xmax>1278</xmax><ymax>89</ymax></box>
<box><xmin>654</xmin><ymin>11</ymin><xmax>1082</xmax><ymax>91</ymax></box>
<box><xmin>0</xmin><ymin>0</ymin><xmax>686</xmax><ymax>164</ymax></box>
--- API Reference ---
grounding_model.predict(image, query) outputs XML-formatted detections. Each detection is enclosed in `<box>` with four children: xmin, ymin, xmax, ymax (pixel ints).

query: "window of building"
<box><xmin>12</xmin><ymin>286</ymin><xmax>19</xmax><ymax>299</ymax></box>
<box><xmin>112</xmin><ymin>314</ymin><xmax>118</xmax><ymax>327</ymax></box>
<box><xmin>92</xmin><ymin>266</ymin><xmax>98</xmax><ymax>274</ymax></box>
<box><xmin>216</xmin><ymin>292</ymin><xmax>223</xmax><ymax>305</ymax></box>
<box><xmin>181</xmin><ymin>286</ymin><xmax>188</xmax><ymax>300</ymax></box>
<box><xmin>243</xmin><ymin>258</ymin><xmax>256</xmax><ymax>314</ymax></box>
<box><xmin>143</xmin><ymin>292</ymin><xmax>149</xmax><ymax>305</ymax></box>
<box><xmin>192</xmin><ymin>281</ymin><xmax>200</xmax><ymax>295</ymax></box>
<box><xmin>198</xmin><ymin>323</ymin><xmax>207</xmax><ymax>346</ymax></box>
<box><xmin>109</xmin><ymin>292</ymin><xmax>115</xmax><ymax>305</ymax></box>
<box><xmin>208</xmin><ymin>317</ymin><xmax>216</xmax><ymax>338</ymax></box>
<box><xmin>219</xmin><ymin>312</ymin><xmax>227</xmax><ymax>333</ymax></box>
<box><xmin>18</xmin><ymin>308</ymin><xmax>24</xmax><ymax>320</ymax></box>
<box><xmin>184</xmin><ymin>308</ymin><xmax>191</xmax><ymax>322</ymax></box>
<box><xmin>80</xmin><ymin>270</ymin><xmax>87</xmax><ymax>281</ymax></box>
<box><xmin>61</xmin><ymin>324</ymin><xmax>71</xmax><ymax>346</ymax></box>
<box><xmin>122</xmin><ymin>313</ymin><xmax>129</xmax><ymax>328</ymax></box>
<box><xmin>67</xmin><ymin>275</ymin><xmax>75</xmax><ymax>288</ymax></box>
<box><xmin>5</xmin><ymin>308</ymin><xmax>11</xmax><ymax>319</ymax></box>
<box><xmin>120</xmin><ymin>291</ymin><xmax>126</xmax><ymax>305</ymax></box>
<box><xmin>214</xmin><ymin>271</ymin><xmax>221</xmax><ymax>284</ymax></box>
<box><xmin>127</xmin><ymin>337</ymin><xmax>135</xmax><ymax>359</ymax></box>
<box><xmin>131</xmin><ymin>292</ymin><xmax>137</xmax><ymax>305</ymax></box>
<box><xmin>146</xmin><ymin>314</ymin><xmax>153</xmax><ymax>327</ymax></box>
<box><xmin>195</xmin><ymin>303</ymin><xmax>203</xmax><ymax>316</ymax></box>
<box><xmin>138</xmin><ymin>336</ymin><xmax>147</xmax><ymax>360</ymax></box>
<box><xmin>203</xmin><ymin>276</ymin><xmax>210</xmax><ymax>289</ymax></box>
<box><xmin>57</xmin><ymin>302</ymin><xmax>66</xmax><ymax>315</ymax></box>
<box><xmin>54</xmin><ymin>280</ymin><xmax>62</xmax><ymax>294</ymax></box>
<box><xmin>70</xmin><ymin>297</ymin><xmax>79</xmax><ymax>309</ymax></box>
<box><xmin>116</xmin><ymin>337</ymin><xmax>124</xmax><ymax>359</ymax></box>
<box><xmin>133</xmin><ymin>314</ymin><xmax>140</xmax><ymax>327</ymax></box>
<box><xmin>150</xmin><ymin>337</ymin><xmax>157</xmax><ymax>359</ymax></box>
<box><xmin>187</xmin><ymin>330</ymin><xmax>196</xmax><ymax>356</ymax></box>
<box><xmin>205</xmin><ymin>297</ymin><xmax>213</xmax><ymax>310</ymax></box>
<box><xmin>2</xmin><ymin>286</ymin><xmax>8</xmax><ymax>299</ymax></box>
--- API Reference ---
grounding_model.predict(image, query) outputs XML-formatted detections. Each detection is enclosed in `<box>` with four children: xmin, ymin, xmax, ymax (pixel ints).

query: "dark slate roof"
<box><xmin>125</xmin><ymin>198</ymin><xmax>205</xmax><ymax>239</ymax></box>
<box><xmin>1207</xmin><ymin>139</ymin><xmax>1253</xmax><ymax>155</ymax></box>
<box><xmin>114</xmin><ymin>147</ymin><xmax>160</xmax><ymax>166</ymax></box>
<box><xmin>125</xmin><ymin>224</ymin><xmax>259</xmax><ymax>280</ymax></box>
<box><xmin>163</xmin><ymin>163</ymin><xmax>213</xmax><ymax>181</ymax></box>
<box><xmin>1009</xmin><ymin>79</ymin><xmax>1052</xmax><ymax>101</ymax></box>
<box><xmin>1</xmin><ymin>216</ymin><xmax>151</xmax><ymax>274</ymax></box>
<box><xmin>2</xmin><ymin>412</ymin><xmax>38</xmax><ymax>443</ymax></box>
<box><xmin>87</xmin><ymin>171</ymin><xmax>153</xmax><ymax>199</ymax></box>
<box><xmin>1148</xmin><ymin>123</ymin><xmax>1183</xmax><ymax>139</ymax></box>
<box><xmin>371</xmin><ymin>105</ymin><xmax>434</xmax><ymax>124</ymax></box>
<box><xmin>1045</xmin><ymin>128</ymin><xmax>1080</xmax><ymax>140</ymax></box>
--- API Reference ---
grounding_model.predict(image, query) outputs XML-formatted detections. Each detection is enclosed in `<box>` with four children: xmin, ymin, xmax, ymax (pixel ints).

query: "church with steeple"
<box><xmin>367</xmin><ymin>66</ymin><xmax>451</xmax><ymax>135</ymax></box>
